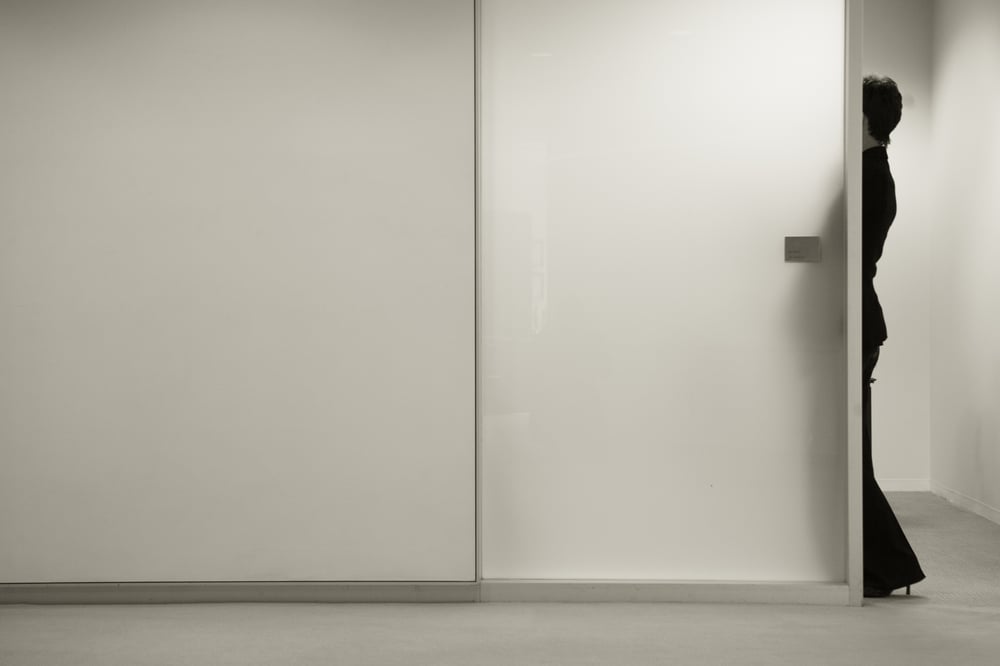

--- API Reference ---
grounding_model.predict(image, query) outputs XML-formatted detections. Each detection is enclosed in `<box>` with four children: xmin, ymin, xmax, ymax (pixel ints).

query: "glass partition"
<box><xmin>481</xmin><ymin>0</ymin><xmax>847</xmax><ymax>580</ymax></box>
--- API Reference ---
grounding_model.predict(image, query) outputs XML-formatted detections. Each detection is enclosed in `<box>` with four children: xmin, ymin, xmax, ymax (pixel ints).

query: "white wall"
<box><xmin>0</xmin><ymin>0</ymin><xmax>475</xmax><ymax>582</ymax></box>
<box><xmin>928</xmin><ymin>0</ymin><xmax>1000</xmax><ymax>523</ymax></box>
<box><xmin>481</xmin><ymin>0</ymin><xmax>848</xmax><ymax>581</ymax></box>
<box><xmin>862</xmin><ymin>0</ymin><xmax>934</xmax><ymax>490</ymax></box>
<box><xmin>861</xmin><ymin>0</ymin><xmax>1000</xmax><ymax>522</ymax></box>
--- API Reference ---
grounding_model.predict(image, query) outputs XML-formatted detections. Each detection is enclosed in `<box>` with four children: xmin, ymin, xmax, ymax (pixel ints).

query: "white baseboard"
<box><xmin>877</xmin><ymin>478</ymin><xmax>931</xmax><ymax>492</ymax></box>
<box><xmin>931</xmin><ymin>483</ymin><xmax>1000</xmax><ymax>526</ymax></box>
<box><xmin>0</xmin><ymin>582</ymin><xmax>479</xmax><ymax>605</ymax></box>
<box><xmin>480</xmin><ymin>580</ymin><xmax>850</xmax><ymax>605</ymax></box>
<box><xmin>1</xmin><ymin>580</ymin><xmax>854</xmax><ymax>606</ymax></box>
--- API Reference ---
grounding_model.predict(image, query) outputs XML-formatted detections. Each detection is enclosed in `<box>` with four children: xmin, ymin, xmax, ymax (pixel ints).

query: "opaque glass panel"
<box><xmin>0</xmin><ymin>0</ymin><xmax>474</xmax><ymax>582</ymax></box>
<box><xmin>482</xmin><ymin>0</ymin><xmax>846</xmax><ymax>580</ymax></box>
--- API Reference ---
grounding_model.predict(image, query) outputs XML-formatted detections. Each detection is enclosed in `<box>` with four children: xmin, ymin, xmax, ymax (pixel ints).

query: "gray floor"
<box><xmin>2</xmin><ymin>492</ymin><xmax>999</xmax><ymax>666</ymax></box>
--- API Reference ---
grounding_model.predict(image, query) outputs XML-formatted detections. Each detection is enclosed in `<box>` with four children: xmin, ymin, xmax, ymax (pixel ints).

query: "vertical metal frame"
<box><xmin>845</xmin><ymin>0</ymin><xmax>865</xmax><ymax>607</ymax></box>
<box><xmin>473</xmin><ymin>0</ymin><xmax>483</xmax><ymax>590</ymax></box>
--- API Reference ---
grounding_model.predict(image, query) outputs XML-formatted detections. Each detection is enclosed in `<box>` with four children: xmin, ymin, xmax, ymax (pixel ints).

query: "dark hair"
<box><xmin>863</xmin><ymin>75</ymin><xmax>902</xmax><ymax>145</ymax></box>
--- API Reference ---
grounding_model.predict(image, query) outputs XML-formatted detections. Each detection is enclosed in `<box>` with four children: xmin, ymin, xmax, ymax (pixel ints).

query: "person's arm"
<box><xmin>861</xmin><ymin>159</ymin><xmax>880</xmax><ymax>280</ymax></box>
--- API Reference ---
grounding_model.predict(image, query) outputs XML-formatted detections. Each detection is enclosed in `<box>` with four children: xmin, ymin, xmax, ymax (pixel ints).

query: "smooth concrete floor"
<box><xmin>2</xmin><ymin>492</ymin><xmax>999</xmax><ymax>666</ymax></box>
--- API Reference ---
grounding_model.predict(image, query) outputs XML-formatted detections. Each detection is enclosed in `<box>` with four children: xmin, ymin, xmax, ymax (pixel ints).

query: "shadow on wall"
<box><xmin>786</xmin><ymin>185</ymin><xmax>849</xmax><ymax>578</ymax></box>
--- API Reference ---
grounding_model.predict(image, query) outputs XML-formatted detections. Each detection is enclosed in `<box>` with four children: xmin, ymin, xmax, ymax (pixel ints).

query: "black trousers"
<box><xmin>863</xmin><ymin>346</ymin><xmax>926</xmax><ymax>590</ymax></box>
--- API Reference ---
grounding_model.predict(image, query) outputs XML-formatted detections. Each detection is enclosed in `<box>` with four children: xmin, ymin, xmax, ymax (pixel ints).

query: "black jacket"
<box><xmin>862</xmin><ymin>146</ymin><xmax>896</xmax><ymax>350</ymax></box>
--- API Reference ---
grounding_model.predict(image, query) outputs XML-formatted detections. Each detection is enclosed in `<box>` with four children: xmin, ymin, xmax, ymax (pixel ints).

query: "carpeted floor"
<box><xmin>884</xmin><ymin>492</ymin><xmax>1000</xmax><ymax>608</ymax></box>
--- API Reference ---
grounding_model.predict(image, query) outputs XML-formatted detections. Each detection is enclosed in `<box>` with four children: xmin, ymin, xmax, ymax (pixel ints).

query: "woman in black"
<box><xmin>861</xmin><ymin>74</ymin><xmax>926</xmax><ymax>598</ymax></box>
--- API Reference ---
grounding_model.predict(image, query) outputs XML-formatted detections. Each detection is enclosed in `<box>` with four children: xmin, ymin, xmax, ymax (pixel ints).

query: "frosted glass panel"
<box><xmin>0</xmin><ymin>0</ymin><xmax>474</xmax><ymax>582</ymax></box>
<box><xmin>482</xmin><ymin>0</ymin><xmax>846</xmax><ymax>580</ymax></box>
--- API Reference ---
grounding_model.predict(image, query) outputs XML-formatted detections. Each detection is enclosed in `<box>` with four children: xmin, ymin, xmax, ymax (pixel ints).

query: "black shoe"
<box><xmin>864</xmin><ymin>584</ymin><xmax>912</xmax><ymax>598</ymax></box>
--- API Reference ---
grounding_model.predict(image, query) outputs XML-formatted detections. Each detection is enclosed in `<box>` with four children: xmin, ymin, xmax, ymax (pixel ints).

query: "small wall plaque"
<box><xmin>785</xmin><ymin>236</ymin><xmax>822</xmax><ymax>263</ymax></box>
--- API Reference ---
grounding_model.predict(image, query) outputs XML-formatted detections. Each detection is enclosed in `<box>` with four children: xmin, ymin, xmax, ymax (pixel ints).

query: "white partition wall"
<box><xmin>0</xmin><ymin>0</ymin><xmax>475</xmax><ymax>583</ymax></box>
<box><xmin>481</xmin><ymin>0</ymin><xmax>849</xmax><ymax>582</ymax></box>
<box><xmin>1</xmin><ymin>0</ymin><xmax>862</xmax><ymax>602</ymax></box>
